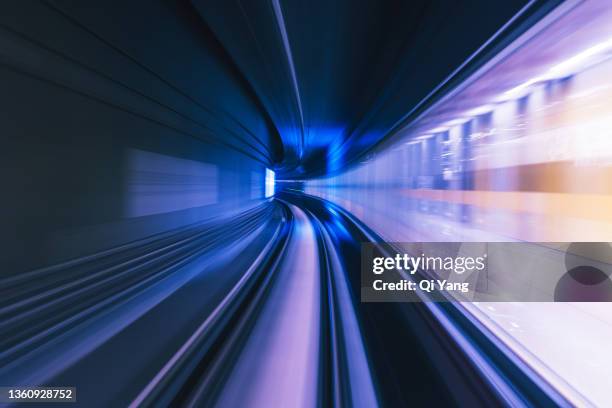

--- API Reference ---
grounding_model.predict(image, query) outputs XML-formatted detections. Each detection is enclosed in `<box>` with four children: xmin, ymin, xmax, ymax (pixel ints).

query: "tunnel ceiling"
<box><xmin>192</xmin><ymin>0</ymin><xmax>556</xmax><ymax>178</ymax></box>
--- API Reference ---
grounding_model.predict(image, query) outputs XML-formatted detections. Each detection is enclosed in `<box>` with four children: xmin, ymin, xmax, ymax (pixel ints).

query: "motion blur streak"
<box><xmin>306</xmin><ymin>0</ymin><xmax>612</xmax><ymax>406</ymax></box>
<box><xmin>213</xmin><ymin>205</ymin><xmax>321</xmax><ymax>408</ymax></box>
<box><xmin>125</xmin><ymin>149</ymin><xmax>219</xmax><ymax>217</ymax></box>
<box><xmin>1</xmin><ymin>0</ymin><xmax>611</xmax><ymax>407</ymax></box>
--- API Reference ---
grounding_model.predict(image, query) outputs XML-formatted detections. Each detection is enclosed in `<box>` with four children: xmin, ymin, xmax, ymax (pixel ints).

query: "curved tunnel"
<box><xmin>2</xmin><ymin>1</ymin><xmax>612</xmax><ymax>407</ymax></box>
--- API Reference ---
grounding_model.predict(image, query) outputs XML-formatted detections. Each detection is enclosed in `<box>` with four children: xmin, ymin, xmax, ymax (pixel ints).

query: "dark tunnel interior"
<box><xmin>2</xmin><ymin>0</ymin><xmax>612</xmax><ymax>407</ymax></box>
<box><xmin>3</xmin><ymin>0</ymin><xmax>545</xmax><ymax>271</ymax></box>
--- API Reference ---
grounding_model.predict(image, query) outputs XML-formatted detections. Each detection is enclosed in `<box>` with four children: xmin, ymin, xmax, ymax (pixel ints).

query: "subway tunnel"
<box><xmin>2</xmin><ymin>0</ymin><xmax>612</xmax><ymax>407</ymax></box>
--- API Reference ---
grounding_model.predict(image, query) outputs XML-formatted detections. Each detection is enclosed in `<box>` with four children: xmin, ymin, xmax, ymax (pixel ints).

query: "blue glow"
<box><xmin>265</xmin><ymin>168</ymin><xmax>275</xmax><ymax>197</ymax></box>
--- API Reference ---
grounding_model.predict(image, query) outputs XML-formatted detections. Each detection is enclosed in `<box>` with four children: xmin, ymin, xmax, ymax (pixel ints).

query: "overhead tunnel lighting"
<box><xmin>548</xmin><ymin>37</ymin><xmax>612</xmax><ymax>77</ymax></box>
<box><xmin>501</xmin><ymin>37</ymin><xmax>612</xmax><ymax>102</ymax></box>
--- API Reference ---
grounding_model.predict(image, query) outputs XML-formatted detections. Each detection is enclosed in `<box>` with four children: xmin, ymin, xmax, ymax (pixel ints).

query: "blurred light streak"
<box><xmin>304</xmin><ymin>0</ymin><xmax>612</xmax><ymax>405</ymax></box>
<box><xmin>265</xmin><ymin>168</ymin><xmax>276</xmax><ymax>197</ymax></box>
<box><xmin>318</xmin><ymin>220</ymin><xmax>378</xmax><ymax>407</ymax></box>
<box><xmin>0</xmin><ymin>204</ymin><xmax>278</xmax><ymax>395</ymax></box>
<box><xmin>547</xmin><ymin>36</ymin><xmax>612</xmax><ymax>77</ymax></box>
<box><xmin>214</xmin><ymin>205</ymin><xmax>320</xmax><ymax>407</ymax></box>
<box><xmin>125</xmin><ymin>149</ymin><xmax>218</xmax><ymax>217</ymax></box>
<box><xmin>272</xmin><ymin>0</ymin><xmax>305</xmax><ymax>159</ymax></box>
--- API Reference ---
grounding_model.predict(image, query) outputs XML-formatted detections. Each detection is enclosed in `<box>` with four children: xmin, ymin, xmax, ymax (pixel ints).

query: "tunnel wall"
<box><xmin>1</xmin><ymin>1</ymin><xmax>280</xmax><ymax>274</ymax></box>
<box><xmin>304</xmin><ymin>10</ymin><xmax>612</xmax><ymax>243</ymax></box>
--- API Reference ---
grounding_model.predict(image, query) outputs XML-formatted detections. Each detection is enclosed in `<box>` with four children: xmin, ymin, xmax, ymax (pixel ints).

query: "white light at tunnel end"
<box><xmin>265</xmin><ymin>168</ymin><xmax>275</xmax><ymax>198</ymax></box>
